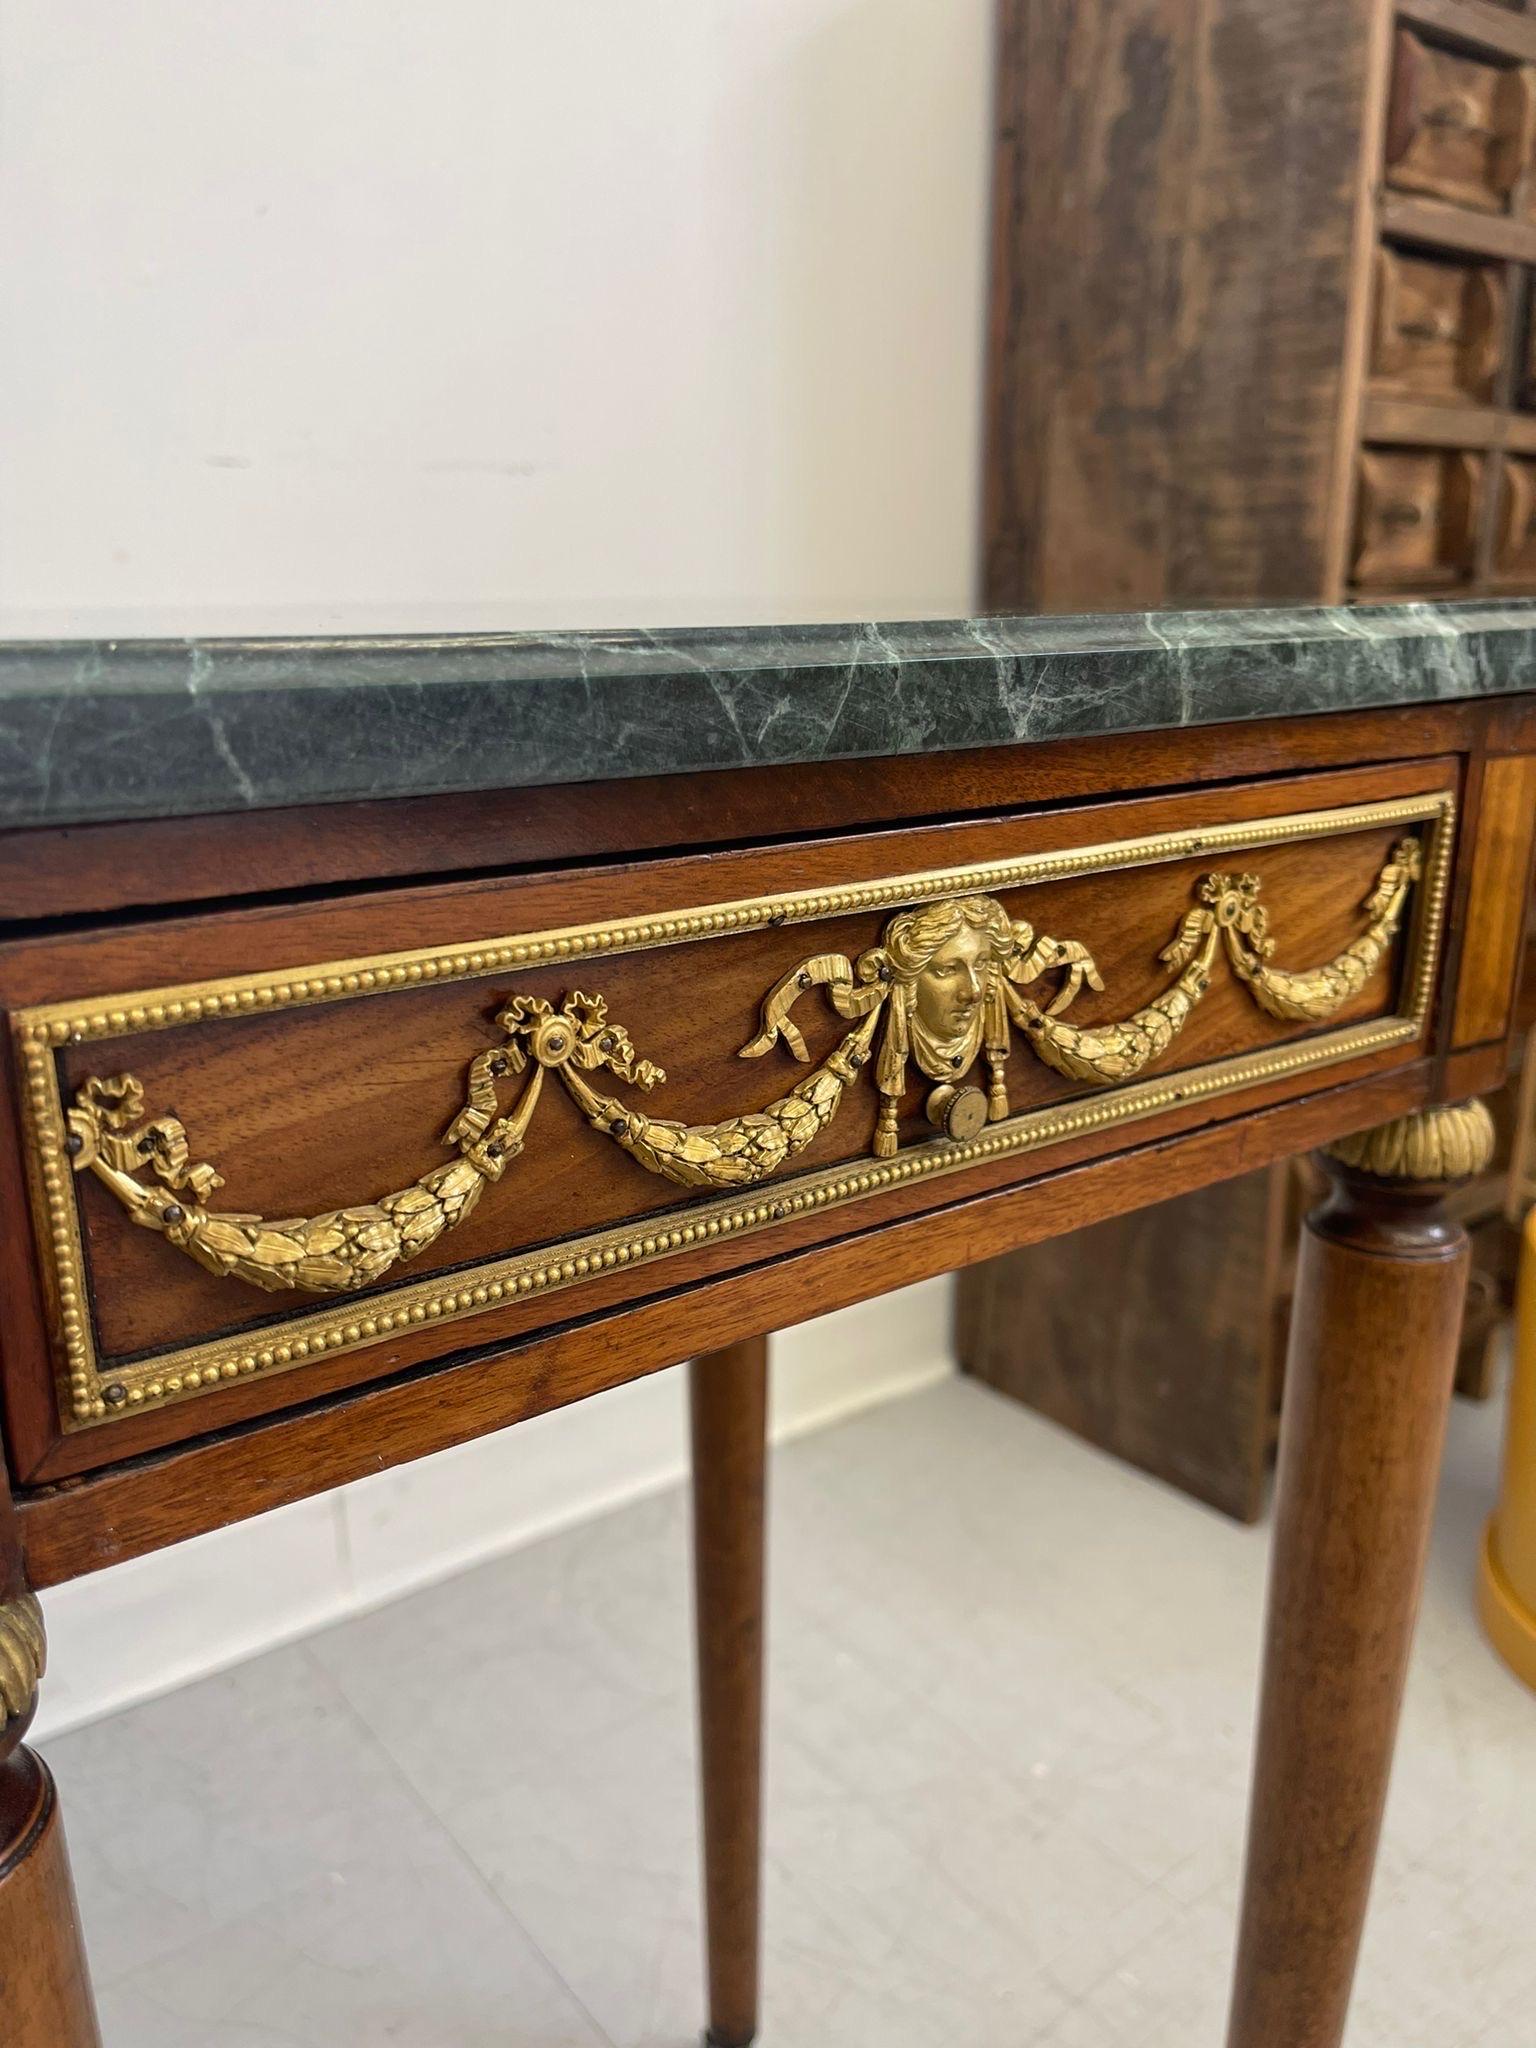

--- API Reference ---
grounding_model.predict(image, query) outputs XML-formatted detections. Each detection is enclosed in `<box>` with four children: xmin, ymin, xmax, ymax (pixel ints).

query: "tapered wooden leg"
<box><xmin>0</xmin><ymin>1598</ymin><xmax>101</xmax><ymax>2048</ymax></box>
<box><xmin>1227</xmin><ymin>1102</ymin><xmax>1493</xmax><ymax>2048</ymax></box>
<box><xmin>690</xmin><ymin>1336</ymin><xmax>768</xmax><ymax>2048</ymax></box>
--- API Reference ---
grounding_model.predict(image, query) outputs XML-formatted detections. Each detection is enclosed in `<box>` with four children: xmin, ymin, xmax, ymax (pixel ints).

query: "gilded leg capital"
<box><xmin>0</xmin><ymin>1593</ymin><xmax>45</xmax><ymax>1753</ymax></box>
<box><xmin>1323</xmin><ymin>1098</ymin><xmax>1495</xmax><ymax>1188</ymax></box>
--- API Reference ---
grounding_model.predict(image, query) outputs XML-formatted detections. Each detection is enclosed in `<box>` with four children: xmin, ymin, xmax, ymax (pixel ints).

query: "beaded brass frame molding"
<box><xmin>15</xmin><ymin>792</ymin><xmax>1455</xmax><ymax>1430</ymax></box>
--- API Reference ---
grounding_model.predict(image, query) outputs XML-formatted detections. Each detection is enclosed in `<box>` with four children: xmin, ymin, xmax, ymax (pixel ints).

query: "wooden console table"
<box><xmin>1</xmin><ymin>602</ymin><xmax>1533</xmax><ymax>2046</ymax></box>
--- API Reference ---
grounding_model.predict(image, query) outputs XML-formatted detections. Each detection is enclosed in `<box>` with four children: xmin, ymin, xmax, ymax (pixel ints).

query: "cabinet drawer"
<box><xmin>1495</xmin><ymin>452</ymin><xmax>1536</xmax><ymax>573</ymax></box>
<box><xmin>0</xmin><ymin>763</ymin><xmax>1456</xmax><ymax>1481</ymax></box>
<box><xmin>1370</xmin><ymin>247</ymin><xmax>1503</xmax><ymax>404</ymax></box>
<box><xmin>1385</xmin><ymin>29</ymin><xmax>1534</xmax><ymax>214</ymax></box>
<box><xmin>1352</xmin><ymin>447</ymin><xmax>1480</xmax><ymax>588</ymax></box>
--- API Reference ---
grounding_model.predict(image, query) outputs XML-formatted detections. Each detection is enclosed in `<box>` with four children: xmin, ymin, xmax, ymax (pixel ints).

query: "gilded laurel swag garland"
<box><xmin>64</xmin><ymin>841</ymin><xmax>1423</xmax><ymax>1297</ymax></box>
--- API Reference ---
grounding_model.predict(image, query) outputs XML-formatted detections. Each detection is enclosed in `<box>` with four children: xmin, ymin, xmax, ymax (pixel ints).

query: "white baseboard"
<box><xmin>33</xmin><ymin>1276</ymin><xmax>955</xmax><ymax>1739</ymax></box>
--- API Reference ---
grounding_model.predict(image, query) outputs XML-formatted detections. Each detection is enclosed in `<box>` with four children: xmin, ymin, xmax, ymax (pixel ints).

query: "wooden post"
<box><xmin>1227</xmin><ymin>1101</ymin><xmax>1493</xmax><ymax>2048</ymax></box>
<box><xmin>0</xmin><ymin>1472</ymin><xmax>101</xmax><ymax>2048</ymax></box>
<box><xmin>690</xmin><ymin>1336</ymin><xmax>769</xmax><ymax>2048</ymax></box>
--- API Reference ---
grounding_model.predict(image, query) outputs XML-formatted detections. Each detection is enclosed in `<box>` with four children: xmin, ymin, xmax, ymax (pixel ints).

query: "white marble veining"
<box><xmin>2</xmin><ymin>599</ymin><xmax>1533</xmax><ymax>829</ymax></box>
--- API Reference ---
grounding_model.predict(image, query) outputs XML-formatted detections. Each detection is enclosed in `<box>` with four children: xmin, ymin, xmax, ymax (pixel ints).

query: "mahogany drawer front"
<box><xmin>1495</xmin><ymin>451</ymin><xmax>1536</xmax><ymax>573</ymax></box>
<box><xmin>0</xmin><ymin>760</ymin><xmax>1458</xmax><ymax>1482</ymax></box>
<box><xmin>1370</xmin><ymin>247</ymin><xmax>1503</xmax><ymax>405</ymax></box>
<box><xmin>1385</xmin><ymin>29</ymin><xmax>1534</xmax><ymax>214</ymax></box>
<box><xmin>1352</xmin><ymin>446</ymin><xmax>1480</xmax><ymax>588</ymax></box>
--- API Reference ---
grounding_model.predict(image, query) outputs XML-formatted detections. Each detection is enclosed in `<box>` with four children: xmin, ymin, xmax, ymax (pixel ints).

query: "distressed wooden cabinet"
<box><xmin>1371</xmin><ymin>246</ymin><xmax>1504</xmax><ymax>403</ymax></box>
<box><xmin>986</xmin><ymin>0</ymin><xmax>1536</xmax><ymax>608</ymax></box>
<box><xmin>1</xmin><ymin>609</ymin><xmax>1534</xmax><ymax>2048</ymax></box>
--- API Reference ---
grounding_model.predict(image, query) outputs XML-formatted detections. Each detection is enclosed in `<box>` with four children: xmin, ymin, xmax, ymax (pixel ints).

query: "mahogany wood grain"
<box><xmin>0</xmin><ymin>1461</ymin><xmax>26</xmax><ymax>1614</ymax></box>
<box><xmin>1452</xmin><ymin>752</ymin><xmax>1536</xmax><ymax>1044</ymax></box>
<box><xmin>0</xmin><ymin>757</ymin><xmax>1452</xmax><ymax>1013</ymax></box>
<box><xmin>0</xmin><ymin>1752</ymin><xmax>100</xmax><ymax>2048</ymax></box>
<box><xmin>1486</xmin><ymin>692</ymin><xmax>1536</xmax><ymax>756</ymax></box>
<box><xmin>62</xmin><ymin>823</ymin><xmax>1413</xmax><ymax>1365</ymax></box>
<box><xmin>0</xmin><ymin>756</ymin><xmax>1454</xmax><ymax>1482</ymax></box>
<box><xmin>1436</xmin><ymin>734</ymin><xmax>1495</xmax><ymax>1063</ymax></box>
<box><xmin>691</xmin><ymin>1338</ymin><xmax>767</xmax><ymax>2048</ymax></box>
<box><xmin>12</xmin><ymin>1056</ymin><xmax>1443</xmax><ymax>1586</ymax></box>
<box><xmin>1438</xmin><ymin>1038</ymin><xmax>1510</xmax><ymax>1103</ymax></box>
<box><xmin>13</xmin><ymin>988</ymin><xmax>1435</xmax><ymax>1491</ymax></box>
<box><xmin>1227</xmin><ymin>1152</ymin><xmax>1471</xmax><ymax>2048</ymax></box>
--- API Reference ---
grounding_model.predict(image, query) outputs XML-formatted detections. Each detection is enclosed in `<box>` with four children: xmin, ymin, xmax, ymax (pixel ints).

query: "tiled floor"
<box><xmin>44</xmin><ymin>1373</ymin><xmax>1535</xmax><ymax>2047</ymax></box>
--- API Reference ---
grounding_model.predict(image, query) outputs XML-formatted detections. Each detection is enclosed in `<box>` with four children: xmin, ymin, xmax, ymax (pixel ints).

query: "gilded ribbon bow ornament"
<box><xmin>62</xmin><ymin>840</ymin><xmax>1424</xmax><ymax>1295</ymax></box>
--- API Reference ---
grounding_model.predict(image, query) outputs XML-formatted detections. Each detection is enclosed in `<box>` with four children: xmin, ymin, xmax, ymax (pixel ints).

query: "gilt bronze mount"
<box><xmin>15</xmin><ymin>793</ymin><xmax>1454</xmax><ymax>1426</ymax></box>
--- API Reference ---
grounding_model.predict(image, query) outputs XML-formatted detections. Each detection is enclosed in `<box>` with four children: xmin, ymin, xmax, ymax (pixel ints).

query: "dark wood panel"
<box><xmin>1361</xmin><ymin>394</ymin><xmax>1536</xmax><ymax>450</ymax></box>
<box><xmin>1384</xmin><ymin>28</ymin><xmax>1531</xmax><ymax>218</ymax></box>
<box><xmin>1369</xmin><ymin>248</ymin><xmax>1504</xmax><ymax>406</ymax></box>
<box><xmin>1398</xmin><ymin>0</ymin><xmax>1536</xmax><ymax>66</ymax></box>
<box><xmin>1379</xmin><ymin>191</ymin><xmax>1536</xmax><ymax>262</ymax></box>
<box><xmin>984</xmin><ymin>0</ymin><xmax>1379</xmax><ymax>608</ymax></box>
<box><xmin>1353</xmin><ymin>446</ymin><xmax>1480</xmax><ymax>586</ymax></box>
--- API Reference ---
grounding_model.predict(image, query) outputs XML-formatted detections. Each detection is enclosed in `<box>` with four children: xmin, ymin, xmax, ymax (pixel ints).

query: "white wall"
<box><xmin>0</xmin><ymin>0</ymin><xmax>993</xmax><ymax>634</ymax></box>
<box><xmin>2</xmin><ymin>1</ymin><xmax>994</xmax><ymax>1731</ymax></box>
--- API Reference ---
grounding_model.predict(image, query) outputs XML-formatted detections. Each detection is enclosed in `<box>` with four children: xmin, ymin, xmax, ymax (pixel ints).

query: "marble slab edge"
<box><xmin>0</xmin><ymin>601</ymin><xmax>1533</xmax><ymax>831</ymax></box>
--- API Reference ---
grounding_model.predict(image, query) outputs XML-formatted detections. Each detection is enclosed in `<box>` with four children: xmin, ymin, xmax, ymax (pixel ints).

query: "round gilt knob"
<box><xmin>531</xmin><ymin>1016</ymin><xmax>574</xmax><ymax>1067</ymax></box>
<box><xmin>925</xmin><ymin>1084</ymin><xmax>988</xmax><ymax>1142</ymax></box>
